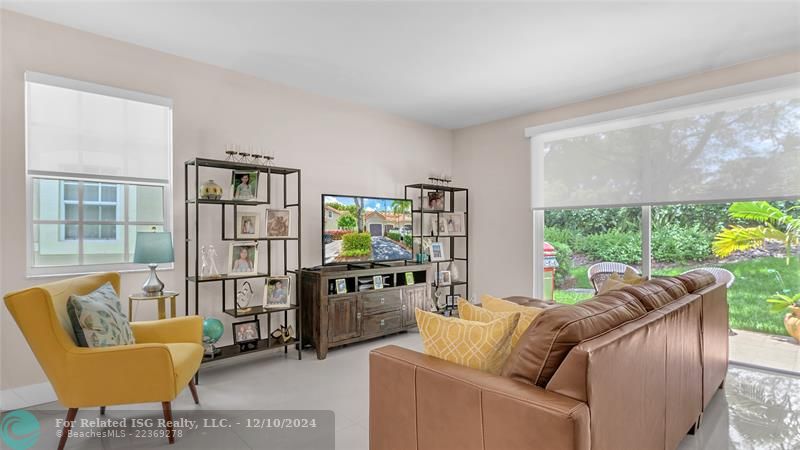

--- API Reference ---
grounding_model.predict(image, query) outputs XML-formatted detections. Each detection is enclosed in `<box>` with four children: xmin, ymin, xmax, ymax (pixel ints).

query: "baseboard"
<box><xmin>0</xmin><ymin>382</ymin><xmax>57</xmax><ymax>411</ymax></box>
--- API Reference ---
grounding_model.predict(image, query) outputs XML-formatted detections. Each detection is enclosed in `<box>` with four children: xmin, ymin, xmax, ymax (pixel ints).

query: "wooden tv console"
<box><xmin>300</xmin><ymin>263</ymin><xmax>433</xmax><ymax>359</ymax></box>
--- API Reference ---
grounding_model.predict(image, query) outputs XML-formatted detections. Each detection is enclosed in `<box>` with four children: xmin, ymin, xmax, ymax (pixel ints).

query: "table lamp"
<box><xmin>134</xmin><ymin>231</ymin><xmax>174</xmax><ymax>295</ymax></box>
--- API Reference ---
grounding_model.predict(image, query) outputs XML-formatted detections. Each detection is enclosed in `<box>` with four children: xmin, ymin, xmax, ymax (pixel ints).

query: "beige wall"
<box><xmin>452</xmin><ymin>52</ymin><xmax>800</xmax><ymax>299</ymax></box>
<box><xmin>0</xmin><ymin>10</ymin><xmax>452</xmax><ymax>390</ymax></box>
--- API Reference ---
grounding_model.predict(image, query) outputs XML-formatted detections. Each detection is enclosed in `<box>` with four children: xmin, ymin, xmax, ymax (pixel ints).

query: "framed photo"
<box><xmin>233</xmin><ymin>320</ymin><xmax>260</xmax><ymax>344</ymax></box>
<box><xmin>373</xmin><ymin>275</ymin><xmax>384</xmax><ymax>290</ymax></box>
<box><xmin>264</xmin><ymin>276</ymin><xmax>291</xmax><ymax>309</ymax></box>
<box><xmin>236</xmin><ymin>210</ymin><xmax>260</xmax><ymax>239</ymax></box>
<box><xmin>228</xmin><ymin>242</ymin><xmax>258</xmax><ymax>275</ymax></box>
<box><xmin>439</xmin><ymin>212</ymin><xmax>465</xmax><ymax>236</ymax></box>
<box><xmin>335</xmin><ymin>278</ymin><xmax>348</xmax><ymax>294</ymax></box>
<box><xmin>426</xmin><ymin>215</ymin><xmax>439</xmax><ymax>236</ymax></box>
<box><xmin>426</xmin><ymin>191</ymin><xmax>445</xmax><ymax>211</ymax></box>
<box><xmin>266</xmin><ymin>209</ymin><xmax>291</xmax><ymax>237</ymax></box>
<box><xmin>231</xmin><ymin>170</ymin><xmax>259</xmax><ymax>201</ymax></box>
<box><xmin>405</xmin><ymin>272</ymin><xmax>415</xmax><ymax>286</ymax></box>
<box><xmin>429</xmin><ymin>242</ymin><xmax>447</xmax><ymax>261</ymax></box>
<box><xmin>438</xmin><ymin>270</ymin><xmax>452</xmax><ymax>286</ymax></box>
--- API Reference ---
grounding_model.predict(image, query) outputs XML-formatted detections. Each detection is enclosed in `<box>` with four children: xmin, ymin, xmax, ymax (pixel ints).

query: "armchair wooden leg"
<box><xmin>188</xmin><ymin>380</ymin><xmax>200</xmax><ymax>405</ymax></box>
<box><xmin>161</xmin><ymin>401</ymin><xmax>175</xmax><ymax>445</ymax></box>
<box><xmin>100</xmin><ymin>406</ymin><xmax>106</xmax><ymax>415</ymax></box>
<box><xmin>57</xmin><ymin>408</ymin><xmax>78</xmax><ymax>450</ymax></box>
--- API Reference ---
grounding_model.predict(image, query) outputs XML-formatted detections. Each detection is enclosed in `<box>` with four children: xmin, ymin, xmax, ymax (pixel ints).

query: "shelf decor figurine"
<box><xmin>199</xmin><ymin>179</ymin><xmax>223</xmax><ymax>200</ymax></box>
<box><xmin>236</xmin><ymin>281</ymin><xmax>255</xmax><ymax>313</ymax></box>
<box><xmin>133</xmin><ymin>230</ymin><xmax>174</xmax><ymax>295</ymax></box>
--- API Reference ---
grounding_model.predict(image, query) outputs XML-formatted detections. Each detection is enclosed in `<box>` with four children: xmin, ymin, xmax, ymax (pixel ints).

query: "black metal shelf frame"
<box><xmin>404</xmin><ymin>183</ymin><xmax>469</xmax><ymax>303</ymax></box>
<box><xmin>184</xmin><ymin>158</ymin><xmax>303</xmax><ymax>374</ymax></box>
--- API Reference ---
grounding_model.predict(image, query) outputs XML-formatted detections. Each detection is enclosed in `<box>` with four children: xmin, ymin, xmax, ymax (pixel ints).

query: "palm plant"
<box><xmin>713</xmin><ymin>201</ymin><xmax>800</xmax><ymax>264</ymax></box>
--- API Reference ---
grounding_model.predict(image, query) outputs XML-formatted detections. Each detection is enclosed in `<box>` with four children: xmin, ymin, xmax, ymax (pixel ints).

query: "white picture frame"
<box><xmin>266</xmin><ymin>209</ymin><xmax>291</xmax><ymax>237</ymax></box>
<box><xmin>263</xmin><ymin>276</ymin><xmax>291</xmax><ymax>309</ymax></box>
<box><xmin>429</xmin><ymin>242</ymin><xmax>447</xmax><ymax>261</ymax></box>
<box><xmin>373</xmin><ymin>275</ymin><xmax>384</xmax><ymax>290</ymax></box>
<box><xmin>228</xmin><ymin>242</ymin><xmax>259</xmax><ymax>275</ymax></box>
<box><xmin>439</xmin><ymin>212</ymin><xmax>465</xmax><ymax>236</ymax></box>
<box><xmin>426</xmin><ymin>191</ymin><xmax>445</xmax><ymax>211</ymax></box>
<box><xmin>236</xmin><ymin>210</ymin><xmax>260</xmax><ymax>239</ymax></box>
<box><xmin>438</xmin><ymin>270</ymin><xmax>452</xmax><ymax>286</ymax></box>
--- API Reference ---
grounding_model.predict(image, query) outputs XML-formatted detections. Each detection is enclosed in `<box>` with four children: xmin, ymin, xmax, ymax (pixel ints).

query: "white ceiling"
<box><xmin>4</xmin><ymin>1</ymin><xmax>799</xmax><ymax>129</ymax></box>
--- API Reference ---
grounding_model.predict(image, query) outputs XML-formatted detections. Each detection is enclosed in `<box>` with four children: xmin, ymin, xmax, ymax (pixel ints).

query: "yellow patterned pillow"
<box><xmin>415</xmin><ymin>308</ymin><xmax>520</xmax><ymax>374</ymax></box>
<box><xmin>480</xmin><ymin>295</ymin><xmax>543</xmax><ymax>345</ymax></box>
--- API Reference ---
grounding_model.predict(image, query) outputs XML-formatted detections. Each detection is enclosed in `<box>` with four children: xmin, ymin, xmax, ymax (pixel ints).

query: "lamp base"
<box><xmin>142</xmin><ymin>264</ymin><xmax>165</xmax><ymax>295</ymax></box>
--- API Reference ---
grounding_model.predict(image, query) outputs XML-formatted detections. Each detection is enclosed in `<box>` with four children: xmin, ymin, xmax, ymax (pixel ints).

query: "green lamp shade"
<box><xmin>133</xmin><ymin>231</ymin><xmax>174</xmax><ymax>264</ymax></box>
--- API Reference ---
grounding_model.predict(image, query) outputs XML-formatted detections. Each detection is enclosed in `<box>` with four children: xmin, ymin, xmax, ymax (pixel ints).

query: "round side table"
<box><xmin>128</xmin><ymin>291</ymin><xmax>180</xmax><ymax>321</ymax></box>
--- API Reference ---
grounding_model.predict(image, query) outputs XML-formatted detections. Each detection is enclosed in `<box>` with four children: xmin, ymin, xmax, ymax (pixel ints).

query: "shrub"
<box><xmin>578</xmin><ymin>230</ymin><xmax>642</xmax><ymax>265</ymax></box>
<box><xmin>652</xmin><ymin>224</ymin><xmax>712</xmax><ymax>263</ymax></box>
<box><xmin>403</xmin><ymin>234</ymin><xmax>412</xmax><ymax>248</ymax></box>
<box><xmin>326</xmin><ymin>230</ymin><xmax>352</xmax><ymax>241</ymax></box>
<box><xmin>337</xmin><ymin>213</ymin><xmax>357</xmax><ymax>231</ymax></box>
<box><xmin>549</xmin><ymin>241</ymin><xmax>573</xmax><ymax>288</ymax></box>
<box><xmin>387</xmin><ymin>230</ymin><xmax>402</xmax><ymax>242</ymax></box>
<box><xmin>544</xmin><ymin>227</ymin><xmax>578</xmax><ymax>248</ymax></box>
<box><xmin>341</xmin><ymin>232</ymin><xmax>372</xmax><ymax>257</ymax></box>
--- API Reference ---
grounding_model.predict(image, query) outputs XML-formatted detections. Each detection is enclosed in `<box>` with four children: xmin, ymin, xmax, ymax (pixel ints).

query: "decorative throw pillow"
<box><xmin>600</xmin><ymin>268</ymin><xmax>644</xmax><ymax>294</ymax></box>
<box><xmin>479</xmin><ymin>295</ymin><xmax>543</xmax><ymax>346</ymax></box>
<box><xmin>622</xmin><ymin>267</ymin><xmax>644</xmax><ymax>284</ymax></box>
<box><xmin>415</xmin><ymin>308</ymin><xmax>520</xmax><ymax>374</ymax></box>
<box><xmin>67</xmin><ymin>282</ymin><xmax>135</xmax><ymax>347</ymax></box>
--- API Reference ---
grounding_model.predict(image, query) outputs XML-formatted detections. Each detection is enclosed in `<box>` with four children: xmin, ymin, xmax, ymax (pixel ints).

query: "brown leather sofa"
<box><xmin>369</xmin><ymin>272</ymin><xmax>728</xmax><ymax>450</ymax></box>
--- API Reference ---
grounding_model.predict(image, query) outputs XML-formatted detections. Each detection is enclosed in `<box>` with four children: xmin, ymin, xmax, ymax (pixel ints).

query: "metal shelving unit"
<box><xmin>404</xmin><ymin>183</ymin><xmax>469</xmax><ymax>312</ymax></box>
<box><xmin>184</xmin><ymin>158</ymin><xmax>302</xmax><ymax>368</ymax></box>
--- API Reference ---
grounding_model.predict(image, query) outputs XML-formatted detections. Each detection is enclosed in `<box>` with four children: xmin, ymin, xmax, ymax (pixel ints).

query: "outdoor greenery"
<box><xmin>713</xmin><ymin>201</ymin><xmax>800</xmax><ymax>264</ymax></box>
<box><xmin>387</xmin><ymin>230</ymin><xmax>413</xmax><ymax>248</ymax></box>
<box><xmin>337</xmin><ymin>213</ymin><xmax>357</xmax><ymax>231</ymax></box>
<box><xmin>341</xmin><ymin>232</ymin><xmax>372</xmax><ymax>257</ymax></box>
<box><xmin>549</xmin><ymin>241</ymin><xmax>573</xmax><ymax>287</ymax></box>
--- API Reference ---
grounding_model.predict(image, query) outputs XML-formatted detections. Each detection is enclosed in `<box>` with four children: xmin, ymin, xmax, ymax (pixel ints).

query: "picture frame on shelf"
<box><xmin>266</xmin><ymin>209</ymin><xmax>291</xmax><ymax>237</ymax></box>
<box><xmin>373</xmin><ymin>275</ymin><xmax>384</xmax><ymax>290</ymax></box>
<box><xmin>405</xmin><ymin>272</ymin><xmax>415</xmax><ymax>285</ymax></box>
<box><xmin>429</xmin><ymin>242</ymin><xmax>447</xmax><ymax>261</ymax></box>
<box><xmin>438</xmin><ymin>270</ymin><xmax>452</xmax><ymax>286</ymax></box>
<box><xmin>233</xmin><ymin>319</ymin><xmax>260</xmax><ymax>348</ymax></box>
<box><xmin>335</xmin><ymin>278</ymin><xmax>348</xmax><ymax>294</ymax></box>
<box><xmin>228</xmin><ymin>242</ymin><xmax>258</xmax><ymax>275</ymax></box>
<box><xmin>439</xmin><ymin>212</ymin><xmax>465</xmax><ymax>236</ymax></box>
<box><xmin>231</xmin><ymin>170</ymin><xmax>259</xmax><ymax>201</ymax></box>
<box><xmin>236</xmin><ymin>210</ymin><xmax>260</xmax><ymax>239</ymax></box>
<box><xmin>426</xmin><ymin>215</ymin><xmax>439</xmax><ymax>236</ymax></box>
<box><xmin>263</xmin><ymin>276</ymin><xmax>291</xmax><ymax>309</ymax></box>
<box><xmin>426</xmin><ymin>191</ymin><xmax>445</xmax><ymax>211</ymax></box>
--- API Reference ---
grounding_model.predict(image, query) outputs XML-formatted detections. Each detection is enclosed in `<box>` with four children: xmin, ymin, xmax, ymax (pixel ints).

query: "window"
<box><xmin>25</xmin><ymin>72</ymin><xmax>172</xmax><ymax>276</ymax></box>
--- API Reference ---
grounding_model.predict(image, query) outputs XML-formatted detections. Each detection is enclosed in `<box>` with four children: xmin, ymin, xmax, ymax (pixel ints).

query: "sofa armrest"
<box><xmin>370</xmin><ymin>345</ymin><xmax>589</xmax><ymax>450</ymax></box>
<box><xmin>130</xmin><ymin>316</ymin><xmax>203</xmax><ymax>344</ymax></box>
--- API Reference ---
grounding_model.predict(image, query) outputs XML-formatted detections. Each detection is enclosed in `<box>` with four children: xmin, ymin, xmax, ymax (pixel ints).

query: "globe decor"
<box><xmin>202</xmin><ymin>317</ymin><xmax>224</xmax><ymax>358</ymax></box>
<box><xmin>1</xmin><ymin>410</ymin><xmax>40</xmax><ymax>450</ymax></box>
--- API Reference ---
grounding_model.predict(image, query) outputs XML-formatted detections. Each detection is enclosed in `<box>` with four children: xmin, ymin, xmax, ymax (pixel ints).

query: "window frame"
<box><xmin>24</xmin><ymin>73</ymin><xmax>173</xmax><ymax>278</ymax></box>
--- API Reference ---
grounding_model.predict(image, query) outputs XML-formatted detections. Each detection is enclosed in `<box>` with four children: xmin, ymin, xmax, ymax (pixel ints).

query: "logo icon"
<box><xmin>1</xmin><ymin>410</ymin><xmax>40</xmax><ymax>450</ymax></box>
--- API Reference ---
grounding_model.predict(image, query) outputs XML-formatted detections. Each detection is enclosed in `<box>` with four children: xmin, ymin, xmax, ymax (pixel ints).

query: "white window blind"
<box><xmin>25</xmin><ymin>72</ymin><xmax>172</xmax><ymax>183</ymax></box>
<box><xmin>528</xmin><ymin>75</ymin><xmax>800</xmax><ymax>210</ymax></box>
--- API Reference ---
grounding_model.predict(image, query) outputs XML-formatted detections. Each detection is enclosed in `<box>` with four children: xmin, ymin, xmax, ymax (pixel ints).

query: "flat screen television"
<box><xmin>322</xmin><ymin>194</ymin><xmax>413</xmax><ymax>265</ymax></box>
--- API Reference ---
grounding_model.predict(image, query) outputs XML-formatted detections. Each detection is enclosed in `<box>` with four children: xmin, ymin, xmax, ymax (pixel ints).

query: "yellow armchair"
<box><xmin>3</xmin><ymin>272</ymin><xmax>203</xmax><ymax>449</ymax></box>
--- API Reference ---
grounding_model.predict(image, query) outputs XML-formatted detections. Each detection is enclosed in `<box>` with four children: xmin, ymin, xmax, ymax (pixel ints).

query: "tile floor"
<box><xmin>20</xmin><ymin>331</ymin><xmax>800</xmax><ymax>449</ymax></box>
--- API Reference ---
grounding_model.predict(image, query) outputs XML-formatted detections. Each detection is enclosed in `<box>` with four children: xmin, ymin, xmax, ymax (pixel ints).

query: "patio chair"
<box><xmin>681</xmin><ymin>267</ymin><xmax>735</xmax><ymax>289</ymax></box>
<box><xmin>588</xmin><ymin>262</ymin><xmax>641</xmax><ymax>294</ymax></box>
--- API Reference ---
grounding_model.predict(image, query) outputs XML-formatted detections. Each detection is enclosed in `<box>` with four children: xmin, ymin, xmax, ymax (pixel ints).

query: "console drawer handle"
<box><xmin>357</xmin><ymin>312</ymin><xmax>362</xmax><ymax>320</ymax></box>
<box><xmin>380</xmin><ymin>298</ymin><xmax>385</xmax><ymax>304</ymax></box>
<box><xmin>380</xmin><ymin>319</ymin><xmax>385</xmax><ymax>327</ymax></box>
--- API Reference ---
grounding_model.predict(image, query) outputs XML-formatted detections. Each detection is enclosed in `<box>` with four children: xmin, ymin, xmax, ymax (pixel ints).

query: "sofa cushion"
<box><xmin>480</xmin><ymin>295</ymin><xmax>543</xmax><ymax>346</ymax></box>
<box><xmin>621</xmin><ymin>283</ymin><xmax>675</xmax><ymax>311</ymax></box>
<box><xmin>676</xmin><ymin>270</ymin><xmax>717</xmax><ymax>293</ymax></box>
<box><xmin>501</xmin><ymin>290</ymin><xmax>647</xmax><ymax>387</ymax></box>
<box><xmin>649</xmin><ymin>277</ymin><xmax>689</xmax><ymax>300</ymax></box>
<box><xmin>415</xmin><ymin>308</ymin><xmax>520</xmax><ymax>375</ymax></box>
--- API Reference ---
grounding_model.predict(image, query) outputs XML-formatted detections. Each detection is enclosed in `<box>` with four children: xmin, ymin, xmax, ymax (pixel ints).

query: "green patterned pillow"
<box><xmin>67</xmin><ymin>282</ymin><xmax>135</xmax><ymax>347</ymax></box>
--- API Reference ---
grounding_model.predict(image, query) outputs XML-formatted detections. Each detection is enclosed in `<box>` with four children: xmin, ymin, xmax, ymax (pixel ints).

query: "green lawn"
<box><xmin>556</xmin><ymin>257</ymin><xmax>800</xmax><ymax>336</ymax></box>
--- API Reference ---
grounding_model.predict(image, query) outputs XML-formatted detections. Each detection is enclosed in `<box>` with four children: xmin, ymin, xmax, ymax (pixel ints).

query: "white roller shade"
<box><xmin>528</xmin><ymin>75</ymin><xmax>800</xmax><ymax>210</ymax></box>
<box><xmin>25</xmin><ymin>72</ymin><xmax>172</xmax><ymax>183</ymax></box>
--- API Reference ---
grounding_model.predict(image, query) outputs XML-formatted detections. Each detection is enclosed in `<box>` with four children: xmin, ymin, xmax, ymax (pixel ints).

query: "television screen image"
<box><xmin>323</xmin><ymin>195</ymin><xmax>412</xmax><ymax>265</ymax></box>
